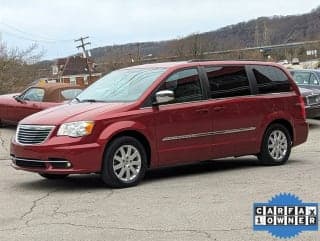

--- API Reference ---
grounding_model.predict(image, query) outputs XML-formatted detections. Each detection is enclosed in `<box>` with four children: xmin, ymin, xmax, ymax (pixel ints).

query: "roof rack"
<box><xmin>188</xmin><ymin>59</ymin><xmax>265</xmax><ymax>62</ymax></box>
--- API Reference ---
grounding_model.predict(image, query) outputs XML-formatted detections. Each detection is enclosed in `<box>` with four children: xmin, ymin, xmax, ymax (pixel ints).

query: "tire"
<box><xmin>39</xmin><ymin>173</ymin><xmax>69</xmax><ymax>179</ymax></box>
<box><xmin>257</xmin><ymin>124</ymin><xmax>292</xmax><ymax>165</ymax></box>
<box><xmin>101</xmin><ymin>136</ymin><xmax>147</xmax><ymax>188</ymax></box>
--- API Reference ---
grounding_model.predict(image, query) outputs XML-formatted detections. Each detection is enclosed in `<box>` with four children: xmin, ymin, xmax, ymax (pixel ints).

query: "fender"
<box><xmin>97</xmin><ymin>120</ymin><xmax>158</xmax><ymax>167</ymax></box>
<box><xmin>256</xmin><ymin>111</ymin><xmax>294</xmax><ymax>150</ymax></box>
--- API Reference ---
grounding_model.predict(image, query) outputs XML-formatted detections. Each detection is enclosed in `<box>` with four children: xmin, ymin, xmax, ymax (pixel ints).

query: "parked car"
<box><xmin>299</xmin><ymin>87</ymin><xmax>320</xmax><ymax>119</ymax></box>
<box><xmin>292</xmin><ymin>58</ymin><xmax>300</xmax><ymax>65</ymax></box>
<box><xmin>0</xmin><ymin>83</ymin><xmax>83</xmax><ymax>126</ymax></box>
<box><xmin>290</xmin><ymin>69</ymin><xmax>320</xmax><ymax>90</ymax></box>
<box><xmin>277</xmin><ymin>60</ymin><xmax>289</xmax><ymax>65</ymax></box>
<box><xmin>11</xmin><ymin>61</ymin><xmax>308</xmax><ymax>188</ymax></box>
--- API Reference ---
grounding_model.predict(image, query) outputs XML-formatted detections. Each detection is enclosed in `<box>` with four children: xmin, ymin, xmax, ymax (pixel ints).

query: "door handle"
<box><xmin>196</xmin><ymin>109</ymin><xmax>209</xmax><ymax>114</ymax></box>
<box><xmin>213</xmin><ymin>106</ymin><xmax>225</xmax><ymax>112</ymax></box>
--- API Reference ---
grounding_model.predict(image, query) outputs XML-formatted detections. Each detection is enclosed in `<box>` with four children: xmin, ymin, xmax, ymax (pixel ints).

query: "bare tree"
<box><xmin>0</xmin><ymin>42</ymin><xmax>43</xmax><ymax>94</ymax></box>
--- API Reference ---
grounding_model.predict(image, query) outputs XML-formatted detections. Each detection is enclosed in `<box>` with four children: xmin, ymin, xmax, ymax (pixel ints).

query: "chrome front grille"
<box><xmin>16</xmin><ymin>125</ymin><xmax>54</xmax><ymax>145</ymax></box>
<box><xmin>306</xmin><ymin>94</ymin><xmax>320</xmax><ymax>106</ymax></box>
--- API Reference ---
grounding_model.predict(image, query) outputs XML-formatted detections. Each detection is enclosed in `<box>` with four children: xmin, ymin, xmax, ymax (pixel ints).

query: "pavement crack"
<box><xmin>20</xmin><ymin>189</ymin><xmax>56</xmax><ymax>225</ymax></box>
<box><xmin>0</xmin><ymin>222</ymin><xmax>251</xmax><ymax>238</ymax></box>
<box><xmin>11</xmin><ymin>222</ymin><xmax>213</xmax><ymax>239</ymax></box>
<box><xmin>0</xmin><ymin>135</ymin><xmax>8</xmax><ymax>152</ymax></box>
<box><xmin>50</xmin><ymin>204</ymin><xmax>91</xmax><ymax>218</ymax></box>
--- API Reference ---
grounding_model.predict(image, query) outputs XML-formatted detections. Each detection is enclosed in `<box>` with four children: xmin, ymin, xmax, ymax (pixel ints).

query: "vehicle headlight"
<box><xmin>57</xmin><ymin>121</ymin><xmax>94</xmax><ymax>137</ymax></box>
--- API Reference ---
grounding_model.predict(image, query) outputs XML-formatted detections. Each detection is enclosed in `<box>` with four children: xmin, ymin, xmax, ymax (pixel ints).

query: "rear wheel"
<box><xmin>258</xmin><ymin>124</ymin><xmax>292</xmax><ymax>165</ymax></box>
<box><xmin>39</xmin><ymin>174</ymin><xmax>69</xmax><ymax>179</ymax></box>
<box><xmin>101</xmin><ymin>136</ymin><xmax>147</xmax><ymax>188</ymax></box>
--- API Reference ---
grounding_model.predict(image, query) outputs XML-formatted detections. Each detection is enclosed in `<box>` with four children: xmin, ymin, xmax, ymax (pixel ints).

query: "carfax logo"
<box><xmin>253</xmin><ymin>193</ymin><xmax>318</xmax><ymax>239</ymax></box>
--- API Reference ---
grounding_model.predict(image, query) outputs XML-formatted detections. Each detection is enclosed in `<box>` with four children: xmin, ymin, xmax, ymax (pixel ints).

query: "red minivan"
<box><xmin>10</xmin><ymin>61</ymin><xmax>308</xmax><ymax>188</ymax></box>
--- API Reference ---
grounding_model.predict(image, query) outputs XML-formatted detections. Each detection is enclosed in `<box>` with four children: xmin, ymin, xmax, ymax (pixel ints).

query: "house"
<box><xmin>50</xmin><ymin>55</ymin><xmax>102</xmax><ymax>86</ymax></box>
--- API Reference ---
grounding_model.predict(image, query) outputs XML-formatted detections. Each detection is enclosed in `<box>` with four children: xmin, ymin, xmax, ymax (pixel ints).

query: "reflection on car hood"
<box><xmin>20</xmin><ymin>102</ymin><xmax>132</xmax><ymax>125</ymax></box>
<box><xmin>299</xmin><ymin>87</ymin><xmax>320</xmax><ymax>97</ymax></box>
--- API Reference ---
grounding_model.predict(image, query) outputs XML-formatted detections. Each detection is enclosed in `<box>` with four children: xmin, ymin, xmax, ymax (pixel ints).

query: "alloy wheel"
<box><xmin>267</xmin><ymin>130</ymin><xmax>288</xmax><ymax>161</ymax></box>
<box><xmin>112</xmin><ymin>145</ymin><xmax>142</xmax><ymax>182</ymax></box>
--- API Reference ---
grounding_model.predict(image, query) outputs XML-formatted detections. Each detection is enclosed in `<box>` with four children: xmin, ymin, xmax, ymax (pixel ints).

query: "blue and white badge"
<box><xmin>253</xmin><ymin>193</ymin><xmax>318</xmax><ymax>239</ymax></box>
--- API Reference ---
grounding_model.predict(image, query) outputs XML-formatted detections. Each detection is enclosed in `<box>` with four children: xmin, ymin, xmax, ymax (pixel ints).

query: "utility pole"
<box><xmin>254</xmin><ymin>22</ymin><xmax>260</xmax><ymax>47</ymax></box>
<box><xmin>75</xmin><ymin>36</ymin><xmax>91</xmax><ymax>85</ymax></box>
<box><xmin>263</xmin><ymin>21</ymin><xmax>270</xmax><ymax>46</ymax></box>
<box><xmin>136</xmin><ymin>43</ymin><xmax>141</xmax><ymax>63</ymax></box>
<box><xmin>75</xmin><ymin>36</ymin><xmax>91</xmax><ymax>58</ymax></box>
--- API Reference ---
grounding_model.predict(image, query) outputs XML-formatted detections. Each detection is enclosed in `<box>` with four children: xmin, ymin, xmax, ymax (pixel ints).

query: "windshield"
<box><xmin>76</xmin><ymin>68</ymin><xmax>166</xmax><ymax>102</ymax></box>
<box><xmin>291</xmin><ymin>71</ymin><xmax>310</xmax><ymax>85</ymax></box>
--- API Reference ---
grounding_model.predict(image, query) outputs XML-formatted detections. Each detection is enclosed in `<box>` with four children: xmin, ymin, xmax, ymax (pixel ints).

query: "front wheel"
<box><xmin>101</xmin><ymin>136</ymin><xmax>147</xmax><ymax>188</ymax></box>
<box><xmin>258</xmin><ymin>124</ymin><xmax>292</xmax><ymax>165</ymax></box>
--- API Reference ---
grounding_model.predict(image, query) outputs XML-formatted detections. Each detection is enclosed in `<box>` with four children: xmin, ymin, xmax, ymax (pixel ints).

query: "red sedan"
<box><xmin>0</xmin><ymin>83</ymin><xmax>83</xmax><ymax>126</ymax></box>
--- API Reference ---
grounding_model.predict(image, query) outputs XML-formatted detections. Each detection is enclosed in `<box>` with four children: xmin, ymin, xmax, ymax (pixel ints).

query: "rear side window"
<box><xmin>252</xmin><ymin>66</ymin><xmax>291</xmax><ymax>94</ymax></box>
<box><xmin>205</xmin><ymin>66</ymin><xmax>251</xmax><ymax>98</ymax></box>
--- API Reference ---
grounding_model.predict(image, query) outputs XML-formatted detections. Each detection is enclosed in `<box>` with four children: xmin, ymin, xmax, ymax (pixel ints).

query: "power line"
<box><xmin>0</xmin><ymin>21</ymin><xmax>74</xmax><ymax>43</ymax></box>
<box><xmin>0</xmin><ymin>29</ymin><xmax>55</xmax><ymax>43</ymax></box>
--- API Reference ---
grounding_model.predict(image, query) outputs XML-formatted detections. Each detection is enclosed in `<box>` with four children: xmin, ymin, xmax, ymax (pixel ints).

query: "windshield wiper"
<box><xmin>80</xmin><ymin>99</ymin><xmax>98</xmax><ymax>103</ymax></box>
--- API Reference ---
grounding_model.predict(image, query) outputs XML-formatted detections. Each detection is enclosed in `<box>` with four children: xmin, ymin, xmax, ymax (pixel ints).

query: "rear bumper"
<box><xmin>293</xmin><ymin>119</ymin><xmax>309</xmax><ymax>147</ymax></box>
<box><xmin>10</xmin><ymin>137</ymin><xmax>104</xmax><ymax>174</ymax></box>
<box><xmin>306</xmin><ymin>105</ymin><xmax>320</xmax><ymax>119</ymax></box>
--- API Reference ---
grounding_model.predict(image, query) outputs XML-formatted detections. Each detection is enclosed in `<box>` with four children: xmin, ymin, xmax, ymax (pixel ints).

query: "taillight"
<box><xmin>298</xmin><ymin>95</ymin><xmax>307</xmax><ymax>120</ymax></box>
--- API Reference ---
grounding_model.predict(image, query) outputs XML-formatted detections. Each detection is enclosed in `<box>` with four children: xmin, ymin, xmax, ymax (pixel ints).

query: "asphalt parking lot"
<box><xmin>0</xmin><ymin>121</ymin><xmax>319</xmax><ymax>241</ymax></box>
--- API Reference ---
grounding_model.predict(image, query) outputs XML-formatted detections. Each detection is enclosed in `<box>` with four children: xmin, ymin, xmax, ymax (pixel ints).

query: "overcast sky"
<box><xmin>0</xmin><ymin>0</ymin><xmax>318</xmax><ymax>60</ymax></box>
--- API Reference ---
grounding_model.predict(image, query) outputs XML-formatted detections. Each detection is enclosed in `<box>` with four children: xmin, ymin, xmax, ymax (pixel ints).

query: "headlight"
<box><xmin>57</xmin><ymin>121</ymin><xmax>94</xmax><ymax>137</ymax></box>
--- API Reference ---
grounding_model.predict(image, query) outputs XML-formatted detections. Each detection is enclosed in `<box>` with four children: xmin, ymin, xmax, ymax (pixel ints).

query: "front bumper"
<box><xmin>10</xmin><ymin>137</ymin><xmax>104</xmax><ymax>174</ymax></box>
<box><xmin>306</xmin><ymin>105</ymin><xmax>320</xmax><ymax>119</ymax></box>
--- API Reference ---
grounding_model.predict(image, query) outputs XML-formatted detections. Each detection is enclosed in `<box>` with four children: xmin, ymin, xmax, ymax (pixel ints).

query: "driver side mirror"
<box><xmin>153</xmin><ymin>90</ymin><xmax>175</xmax><ymax>105</ymax></box>
<box><xmin>13</xmin><ymin>95</ymin><xmax>25</xmax><ymax>104</ymax></box>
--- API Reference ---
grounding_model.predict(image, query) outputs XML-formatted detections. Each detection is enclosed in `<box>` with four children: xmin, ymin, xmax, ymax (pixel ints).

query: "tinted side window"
<box><xmin>205</xmin><ymin>66</ymin><xmax>251</xmax><ymax>98</ymax></box>
<box><xmin>253</xmin><ymin>66</ymin><xmax>291</xmax><ymax>93</ymax></box>
<box><xmin>162</xmin><ymin>68</ymin><xmax>203</xmax><ymax>103</ymax></box>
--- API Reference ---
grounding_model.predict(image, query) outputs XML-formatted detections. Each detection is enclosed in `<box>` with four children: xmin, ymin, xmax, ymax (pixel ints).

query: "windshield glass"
<box><xmin>291</xmin><ymin>71</ymin><xmax>310</xmax><ymax>85</ymax></box>
<box><xmin>76</xmin><ymin>68</ymin><xmax>166</xmax><ymax>102</ymax></box>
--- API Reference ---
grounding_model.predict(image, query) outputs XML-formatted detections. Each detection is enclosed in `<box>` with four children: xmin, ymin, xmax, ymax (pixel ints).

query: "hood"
<box><xmin>299</xmin><ymin>87</ymin><xmax>320</xmax><ymax>97</ymax></box>
<box><xmin>0</xmin><ymin>93</ymin><xmax>20</xmax><ymax>105</ymax></box>
<box><xmin>0</xmin><ymin>93</ymin><xmax>19</xmax><ymax>99</ymax></box>
<box><xmin>20</xmin><ymin>102</ymin><xmax>133</xmax><ymax>125</ymax></box>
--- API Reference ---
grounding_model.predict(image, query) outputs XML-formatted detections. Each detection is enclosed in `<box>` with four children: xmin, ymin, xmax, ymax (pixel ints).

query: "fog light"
<box><xmin>49</xmin><ymin>158</ymin><xmax>72</xmax><ymax>169</ymax></box>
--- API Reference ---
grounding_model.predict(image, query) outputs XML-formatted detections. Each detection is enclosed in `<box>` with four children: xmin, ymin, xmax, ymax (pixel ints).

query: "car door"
<box><xmin>203</xmin><ymin>65</ymin><xmax>259</xmax><ymax>158</ymax></box>
<box><xmin>7</xmin><ymin>87</ymin><xmax>46</xmax><ymax>122</ymax></box>
<box><xmin>154</xmin><ymin>68</ymin><xmax>212</xmax><ymax>166</ymax></box>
